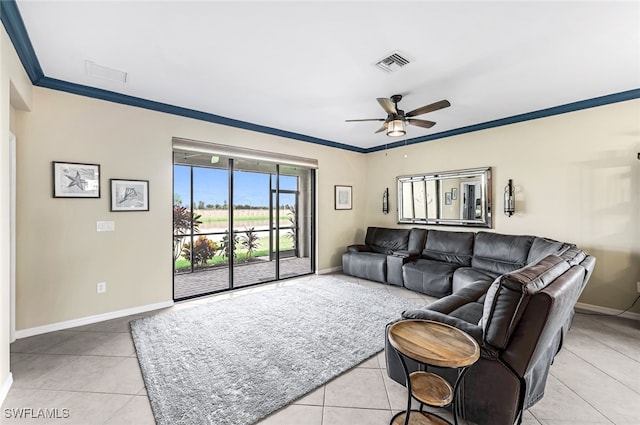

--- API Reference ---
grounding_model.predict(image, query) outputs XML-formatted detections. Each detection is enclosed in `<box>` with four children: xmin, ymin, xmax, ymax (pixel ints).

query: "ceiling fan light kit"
<box><xmin>346</xmin><ymin>94</ymin><xmax>450</xmax><ymax>137</ymax></box>
<box><xmin>387</xmin><ymin>119</ymin><xmax>405</xmax><ymax>137</ymax></box>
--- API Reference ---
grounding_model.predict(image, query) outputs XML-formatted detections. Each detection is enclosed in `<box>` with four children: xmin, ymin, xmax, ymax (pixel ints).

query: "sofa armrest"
<box><xmin>391</xmin><ymin>249</ymin><xmax>421</xmax><ymax>259</ymax></box>
<box><xmin>347</xmin><ymin>244</ymin><xmax>372</xmax><ymax>253</ymax></box>
<box><xmin>401</xmin><ymin>309</ymin><xmax>484</xmax><ymax>344</ymax></box>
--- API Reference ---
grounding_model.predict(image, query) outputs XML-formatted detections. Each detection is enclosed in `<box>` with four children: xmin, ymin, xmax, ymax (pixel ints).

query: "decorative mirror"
<box><xmin>397</xmin><ymin>167</ymin><xmax>492</xmax><ymax>228</ymax></box>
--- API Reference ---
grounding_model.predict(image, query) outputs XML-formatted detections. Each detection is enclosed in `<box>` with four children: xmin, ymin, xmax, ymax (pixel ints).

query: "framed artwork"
<box><xmin>52</xmin><ymin>161</ymin><xmax>100</xmax><ymax>198</ymax></box>
<box><xmin>110</xmin><ymin>179</ymin><xmax>149</xmax><ymax>211</ymax></box>
<box><xmin>451</xmin><ymin>187</ymin><xmax>458</xmax><ymax>200</ymax></box>
<box><xmin>335</xmin><ymin>185</ymin><xmax>352</xmax><ymax>210</ymax></box>
<box><xmin>445</xmin><ymin>192</ymin><xmax>452</xmax><ymax>205</ymax></box>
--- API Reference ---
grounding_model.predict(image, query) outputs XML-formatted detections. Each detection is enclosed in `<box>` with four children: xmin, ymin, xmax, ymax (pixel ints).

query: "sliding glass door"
<box><xmin>173</xmin><ymin>153</ymin><xmax>314</xmax><ymax>300</ymax></box>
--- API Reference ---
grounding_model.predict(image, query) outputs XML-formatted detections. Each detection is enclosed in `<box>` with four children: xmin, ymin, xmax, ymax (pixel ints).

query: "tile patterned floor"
<box><xmin>2</xmin><ymin>273</ymin><xmax>639</xmax><ymax>425</ymax></box>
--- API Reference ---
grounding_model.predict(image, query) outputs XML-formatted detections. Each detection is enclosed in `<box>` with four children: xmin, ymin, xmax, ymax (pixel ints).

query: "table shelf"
<box><xmin>410</xmin><ymin>371</ymin><xmax>453</xmax><ymax>407</ymax></box>
<box><xmin>388</xmin><ymin>319</ymin><xmax>480</xmax><ymax>425</ymax></box>
<box><xmin>391</xmin><ymin>411</ymin><xmax>450</xmax><ymax>425</ymax></box>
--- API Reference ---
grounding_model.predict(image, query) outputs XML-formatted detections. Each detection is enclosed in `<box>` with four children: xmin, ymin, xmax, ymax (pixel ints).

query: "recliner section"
<box><xmin>343</xmin><ymin>227</ymin><xmax>596</xmax><ymax>425</ymax></box>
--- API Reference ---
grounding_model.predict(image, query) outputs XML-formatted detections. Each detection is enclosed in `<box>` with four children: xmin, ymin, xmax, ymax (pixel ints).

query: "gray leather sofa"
<box><xmin>342</xmin><ymin>227</ymin><xmax>425</xmax><ymax>284</ymax></box>
<box><xmin>342</xmin><ymin>227</ymin><xmax>596</xmax><ymax>425</ymax></box>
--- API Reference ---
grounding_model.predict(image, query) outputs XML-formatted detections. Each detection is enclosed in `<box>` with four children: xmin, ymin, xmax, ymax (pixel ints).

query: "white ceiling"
<box><xmin>16</xmin><ymin>1</ymin><xmax>640</xmax><ymax>151</ymax></box>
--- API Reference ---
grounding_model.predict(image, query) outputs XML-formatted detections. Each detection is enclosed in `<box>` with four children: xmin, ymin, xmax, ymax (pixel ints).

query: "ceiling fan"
<box><xmin>346</xmin><ymin>94</ymin><xmax>450</xmax><ymax>137</ymax></box>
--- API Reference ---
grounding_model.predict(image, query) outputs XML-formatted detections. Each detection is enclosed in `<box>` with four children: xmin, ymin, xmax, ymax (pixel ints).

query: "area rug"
<box><xmin>130</xmin><ymin>276</ymin><xmax>427</xmax><ymax>425</ymax></box>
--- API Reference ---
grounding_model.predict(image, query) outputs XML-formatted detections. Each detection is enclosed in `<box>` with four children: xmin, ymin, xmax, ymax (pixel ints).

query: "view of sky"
<box><xmin>174</xmin><ymin>165</ymin><xmax>298</xmax><ymax>207</ymax></box>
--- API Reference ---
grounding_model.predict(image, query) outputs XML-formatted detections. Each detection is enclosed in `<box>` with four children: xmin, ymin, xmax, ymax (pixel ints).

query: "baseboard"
<box><xmin>317</xmin><ymin>266</ymin><xmax>342</xmax><ymax>274</ymax></box>
<box><xmin>575</xmin><ymin>302</ymin><xmax>640</xmax><ymax>321</ymax></box>
<box><xmin>1</xmin><ymin>373</ymin><xmax>13</xmax><ymax>405</ymax></box>
<box><xmin>14</xmin><ymin>300</ymin><xmax>175</xmax><ymax>339</ymax></box>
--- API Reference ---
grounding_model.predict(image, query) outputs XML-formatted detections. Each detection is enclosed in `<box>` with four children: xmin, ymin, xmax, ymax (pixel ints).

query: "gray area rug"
<box><xmin>130</xmin><ymin>276</ymin><xmax>427</xmax><ymax>425</ymax></box>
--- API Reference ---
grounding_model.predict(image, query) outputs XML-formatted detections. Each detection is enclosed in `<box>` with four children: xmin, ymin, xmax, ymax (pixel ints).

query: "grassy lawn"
<box><xmin>175</xmin><ymin>235</ymin><xmax>294</xmax><ymax>270</ymax></box>
<box><xmin>200</xmin><ymin>214</ymin><xmax>290</xmax><ymax>223</ymax></box>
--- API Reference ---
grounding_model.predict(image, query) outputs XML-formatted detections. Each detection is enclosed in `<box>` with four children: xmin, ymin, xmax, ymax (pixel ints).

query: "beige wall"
<box><xmin>364</xmin><ymin>99</ymin><xmax>640</xmax><ymax>314</ymax></box>
<box><xmin>1</xmin><ymin>27</ymin><xmax>33</xmax><ymax>398</ymax></box>
<box><xmin>3</xmin><ymin>26</ymin><xmax>638</xmax><ymax>352</ymax></box>
<box><xmin>13</xmin><ymin>87</ymin><xmax>367</xmax><ymax>330</ymax></box>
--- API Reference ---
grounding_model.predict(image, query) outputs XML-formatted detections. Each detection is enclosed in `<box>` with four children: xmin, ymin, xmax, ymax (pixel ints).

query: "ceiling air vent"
<box><xmin>375</xmin><ymin>51</ymin><xmax>411</xmax><ymax>73</ymax></box>
<box><xmin>85</xmin><ymin>61</ymin><xmax>128</xmax><ymax>83</ymax></box>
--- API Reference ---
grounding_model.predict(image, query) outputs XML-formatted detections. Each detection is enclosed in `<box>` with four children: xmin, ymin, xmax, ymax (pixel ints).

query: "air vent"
<box><xmin>375</xmin><ymin>51</ymin><xmax>411</xmax><ymax>73</ymax></box>
<box><xmin>85</xmin><ymin>61</ymin><xmax>128</xmax><ymax>83</ymax></box>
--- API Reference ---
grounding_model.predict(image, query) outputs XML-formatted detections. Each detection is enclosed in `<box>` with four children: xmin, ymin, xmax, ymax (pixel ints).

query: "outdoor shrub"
<box><xmin>286</xmin><ymin>206</ymin><xmax>297</xmax><ymax>251</ymax></box>
<box><xmin>173</xmin><ymin>205</ymin><xmax>202</xmax><ymax>262</ymax></box>
<box><xmin>182</xmin><ymin>236</ymin><xmax>217</xmax><ymax>266</ymax></box>
<box><xmin>218</xmin><ymin>231</ymin><xmax>239</xmax><ymax>259</ymax></box>
<box><xmin>241</xmin><ymin>227</ymin><xmax>260</xmax><ymax>259</ymax></box>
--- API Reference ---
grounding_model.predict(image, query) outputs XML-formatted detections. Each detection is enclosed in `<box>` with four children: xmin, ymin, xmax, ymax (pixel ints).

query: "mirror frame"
<box><xmin>397</xmin><ymin>166</ymin><xmax>492</xmax><ymax>228</ymax></box>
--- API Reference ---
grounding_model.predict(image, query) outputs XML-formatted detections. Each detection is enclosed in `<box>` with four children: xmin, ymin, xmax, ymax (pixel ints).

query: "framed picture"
<box><xmin>445</xmin><ymin>192</ymin><xmax>452</xmax><ymax>205</ymax></box>
<box><xmin>53</xmin><ymin>161</ymin><xmax>100</xmax><ymax>198</ymax></box>
<box><xmin>335</xmin><ymin>185</ymin><xmax>352</xmax><ymax>210</ymax></box>
<box><xmin>451</xmin><ymin>187</ymin><xmax>458</xmax><ymax>200</ymax></box>
<box><xmin>110</xmin><ymin>179</ymin><xmax>149</xmax><ymax>211</ymax></box>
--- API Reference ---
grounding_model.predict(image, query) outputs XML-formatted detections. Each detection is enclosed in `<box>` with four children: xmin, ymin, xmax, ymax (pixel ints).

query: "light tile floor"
<box><xmin>2</xmin><ymin>273</ymin><xmax>639</xmax><ymax>425</ymax></box>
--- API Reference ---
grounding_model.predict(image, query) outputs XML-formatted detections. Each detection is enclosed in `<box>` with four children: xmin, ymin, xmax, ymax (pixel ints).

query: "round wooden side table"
<box><xmin>387</xmin><ymin>319</ymin><xmax>480</xmax><ymax>425</ymax></box>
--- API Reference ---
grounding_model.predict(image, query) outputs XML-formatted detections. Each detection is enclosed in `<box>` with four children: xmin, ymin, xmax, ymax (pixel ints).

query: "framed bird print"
<box><xmin>52</xmin><ymin>161</ymin><xmax>100</xmax><ymax>198</ymax></box>
<box><xmin>110</xmin><ymin>179</ymin><xmax>149</xmax><ymax>211</ymax></box>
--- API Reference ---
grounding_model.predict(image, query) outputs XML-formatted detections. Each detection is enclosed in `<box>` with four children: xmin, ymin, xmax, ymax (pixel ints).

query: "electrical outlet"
<box><xmin>637</xmin><ymin>282</ymin><xmax>640</xmax><ymax>294</ymax></box>
<box><xmin>97</xmin><ymin>282</ymin><xmax>106</xmax><ymax>294</ymax></box>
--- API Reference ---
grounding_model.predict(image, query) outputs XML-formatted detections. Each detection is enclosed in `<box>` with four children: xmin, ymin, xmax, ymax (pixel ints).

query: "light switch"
<box><xmin>96</xmin><ymin>221</ymin><xmax>115</xmax><ymax>232</ymax></box>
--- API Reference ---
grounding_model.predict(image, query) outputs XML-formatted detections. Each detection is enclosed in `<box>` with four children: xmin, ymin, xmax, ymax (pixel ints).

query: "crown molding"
<box><xmin>38</xmin><ymin>76</ymin><xmax>366</xmax><ymax>153</ymax></box>
<box><xmin>2</xmin><ymin>0</ymin><xmax>638</xmax><ymax>154</ymax></box>
<box><xmin>365</xmin><ymin>88</ymin><xmax>640</xmax><ymax>153</ymax></box>
<box><xmin>0</xmin><ymin>0</ymin><xmax>43</xmax><ymax>83</ymax></box>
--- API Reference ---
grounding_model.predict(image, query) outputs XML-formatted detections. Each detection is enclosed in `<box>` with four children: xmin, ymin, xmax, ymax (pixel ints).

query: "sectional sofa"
<box><xmin>342</xmin><ymin>227</ymin><xmax>595</xmax><ymax>425</ymax></box>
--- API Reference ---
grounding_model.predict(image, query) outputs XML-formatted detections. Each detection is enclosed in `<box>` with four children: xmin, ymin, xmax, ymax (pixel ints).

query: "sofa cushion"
<box><xmin>365</xmin><ymin>227</ymin><xmax>411</xmax><ymax>254</ymax></box>
<box><xmin>481</xmin><ymin>255</ymin><xmax>570</xmax><ymax>350</ymax></box>
<box><xmin>452</xmin><ymin>267</ymin><xmax>500</xmax><ymax>293</ymax></box>
<box><xmin>472</xmin><ymin>232</ymin><xmax>534</xmax><ymax>275</ymax></box>
<box><xmin>560</xmin><ymin>246</ymin><xmax>587</xmax><ymax>266</ymax></box>
<box><xmin>527</xmin><ymin>237</ymin><xmax>569</xmax><ymax>263</ymax></box>
<box><xmin>403</xmin><ymin>259</ymin><xmax>461</xmax><ymax>297</ymax></box>
<box><xmin>341</xmin><ymin>251</ymin><xmax>387</xmax><ymax>283</ymax></box>
<box><xmin>408</xmin><ymin>228</ymin><xmax>428</xmax><ymax>252</ymax></box>
<box><xmin>421</xmin><ymin>230</ymin><xmax>474</xmax><ymax>266</ymax></box>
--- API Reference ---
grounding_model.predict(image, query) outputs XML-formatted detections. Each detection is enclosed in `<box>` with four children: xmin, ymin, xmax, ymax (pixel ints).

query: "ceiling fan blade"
<box><xmin>374</xmin><ymin>122</ymin><xmax>388</xmax><ymax>134</ymax></box>
<box><xmin>377</xmin><ymin>98</ymin><xmax>397</xmax><ymax>115</ymax></box>
<box><xmin>407</xmin><ymin>118</ymin><xmax>436</xmax><ymax>129</ymax></box>
<box><xmin>345</xmin><ymin>118</ymin><xmax>385</xmax><ymax>122</ymax></box>
<box><xmin>406</xmin><ymin>100</ymin><xmax>451</xmax><ymax>117</ymax></box>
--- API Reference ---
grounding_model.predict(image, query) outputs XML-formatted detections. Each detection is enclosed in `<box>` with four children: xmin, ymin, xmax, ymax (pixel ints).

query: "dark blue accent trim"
<box><xmin>2</xmin><ymin>0</ymin><xmax>638</xmax><ymax>154</ymax></box>
<box><xmin>365</xmin><ymin>88</ymin><xmax>640</xmax><ymax>153</ymax></box>
<box><xmin>0</xmin><ymin>0</ymin><xmax>43</xmax><ymax>83</ymax></box>
<box><xmin>37</xmin><ymin>77</ymin><xmax>366</xmax><ymax>153</ymax></box>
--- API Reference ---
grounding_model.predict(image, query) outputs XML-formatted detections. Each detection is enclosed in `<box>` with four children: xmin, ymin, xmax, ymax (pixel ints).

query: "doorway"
<box><xmin>9</xmin><ymin>132</ymin><xmax>16</xmax><ymax>342</ymax></box>
<box><xmin>172</xmin><ymin>152</ymin><xmax>315</xmax><ymax>300</ymax></box>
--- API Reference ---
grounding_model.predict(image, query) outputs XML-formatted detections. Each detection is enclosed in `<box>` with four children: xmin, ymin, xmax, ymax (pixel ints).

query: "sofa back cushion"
<box><xmin>408</xmin><ymin>228</ymin><xmax>428</xmax><ymax>252</ymax></box>
<box><xmin>472</xmin><ymin>232</ymin><xmax>534</xmax><ymax>275</ymax></box>
<box><xmin>364</xmin><ymin>227</ymin><xmax>411</xmax><ymax>254</ymax></box>
<box><xmin>481</xmin><ymin>255</ymin><xmax>570</xmax><ymax>350</ymax></box>
<box><xmin>527</xmin><ymin>237</ymin><xmax>570</xmax><ymax>263</ymax></box>
<box><xmin>421</xmin><ymin>229</ymin><xmax>474</xmax><ymax>266</ymax></box>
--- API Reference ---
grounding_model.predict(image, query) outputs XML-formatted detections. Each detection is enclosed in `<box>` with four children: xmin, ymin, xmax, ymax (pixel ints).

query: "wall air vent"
<box><xmin>375</xmin><ymin>51</ymin><xmax>411</xmax><ymax>73</ymax></box>
<box><xmin>85</xmin><ymin>61</ymin><xmax>128</xmax><ymax>83</ymax></box>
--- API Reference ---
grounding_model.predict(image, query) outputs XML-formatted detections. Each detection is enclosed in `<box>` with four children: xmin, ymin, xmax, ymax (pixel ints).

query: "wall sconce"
<box><xmin>504</xmin><ymin>179</ymin><xmax>515</xmax><ymax>217</ymax></box>
<box><xmin>382</xmin><ymin>188</ymin><xmax>389</xmax><ymax>214</ymax></box>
